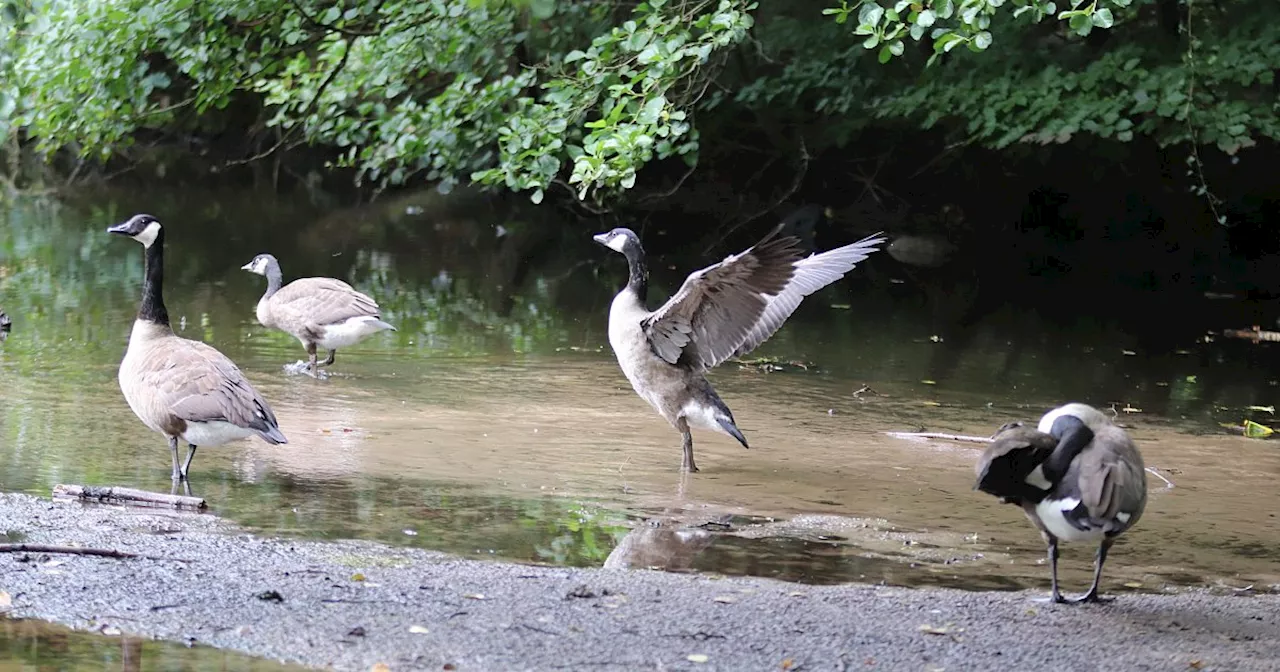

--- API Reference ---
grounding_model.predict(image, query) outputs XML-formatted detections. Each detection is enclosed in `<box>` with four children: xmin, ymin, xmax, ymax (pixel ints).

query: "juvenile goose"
<box><xmin>593</xmin><ymin>224</ymin><xmax>885</xmax><ymax>472</ymax></box>
<box><xmin>109</xmin><ymin>214</ymin><xmax>288</xmax><ymax>481</ymax></box>
<box><xmin>975</xmin><ymin>403</ymin><xmax>1147</xmax><ymax>603</ymax></box>
<box><xmin>241</xmin><ymin>253</ymin><xmax>395</xmax><ymax>373</ymax></box>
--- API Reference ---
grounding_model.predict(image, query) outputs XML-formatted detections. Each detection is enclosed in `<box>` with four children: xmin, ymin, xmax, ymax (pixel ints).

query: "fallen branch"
<box><xmin>885</xmin><ymin>432</ymin><xmax>993</xmax><ymax>444</ymax></box>
<box><xmin>0</xmin><ymin>544</ymin><xmax>139</xmax><ymax>559</ymax></box>
<box><xmin>1222</xmin><ymin>327</ymin><xmax>1280</xmax><ymax>343</ymax></box>
<box><xmin>53</xmin><ymin>484</ymin><xmax>207</xmax><ymax>510</ymax></box>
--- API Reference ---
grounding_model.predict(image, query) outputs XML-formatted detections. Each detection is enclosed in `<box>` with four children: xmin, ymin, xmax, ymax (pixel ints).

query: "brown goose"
<box><xmin>241</xmin><ymin>253</ymin><xmax>395</xmax><ymax>373</ymax></box>
<box><xmin>593</xmin><ymin>224</ymin><xmax>885</xmax><ymax>472</ymax></box>
<box><xmin>109</xmin><ymin>214</ymin><xmax>288</xmax><ymax>481</ymax></box>
<box><xmin>975</xmin><ymin>403</ymin><xmax>1147</xmax><ymax>603</ymax></box>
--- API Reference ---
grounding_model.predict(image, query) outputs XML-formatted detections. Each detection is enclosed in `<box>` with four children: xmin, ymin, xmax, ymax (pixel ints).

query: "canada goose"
<box><xmin>109</xmin><ymin>214</ymin><xmax>288</xmax><ymax>481</ymax></box>
<box><xmin>975</xmin><ymin>403</ymin><xmax>1147</xmax><ymax>603</ymax></box>
<box><xmin>240</xmin><ymin>253</ymin><xmax>395</xmax><ymax>373</ymax></box>
<box><xmin>0</xmin><ymin>309</ymin><xmax>9</xmax><ymax>341</ymax></box>
<box><xmin>593</xmin><ymin>224</ymin><xmax>885</xmax><ymax>472</ymax></box>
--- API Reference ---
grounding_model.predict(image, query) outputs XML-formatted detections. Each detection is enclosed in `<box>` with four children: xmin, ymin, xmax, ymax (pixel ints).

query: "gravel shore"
<box><xmin>1</xmin><ymin>493</ymin><xmax>1275</xmax><ymax>671</ymax></box>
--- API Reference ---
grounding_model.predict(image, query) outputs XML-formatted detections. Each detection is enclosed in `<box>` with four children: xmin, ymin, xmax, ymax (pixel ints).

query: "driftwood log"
<box><xmin>53</xmin><ymin>484</ymin><xmax>207</xmax><ymax>510</ymax></box>
<box><xmin>1222</xmin><ymin>327</ymin><xmax>1280</xmax><ymax>343</ymax></box>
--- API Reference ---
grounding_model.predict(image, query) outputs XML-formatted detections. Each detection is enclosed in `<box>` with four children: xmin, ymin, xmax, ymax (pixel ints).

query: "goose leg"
<box><xmin>319</xmin><ymin>349</ymin><xmax>336</xmax><ymax>367</ymax></box>
<box><xmin>1064</xmin><ymin>537</ymin><xmax>1115</xmax><ymax>604</ymax></box>
<box><xmin>180</xmin><ymin>444</ymin><xmax>198</xmax><ymax>481</ymax></box>
<box><xmin>1046</xmin><ymin>535</ymin><xmax>1067</xmax><ymax>603</ymax></box>
<box><xmin>676</xmin><ymin>418</ymin><xmax>699</xmax><ymax>473</ymax></box>
<box><xmin>168</xmin><ymin>436</ymin><xmax>181</xmax><ymax>481</ymax></box>
<box><xmin>306</xmin><ymin>343</ymin><xmax>319</xmax><ymax>375</ymax></box>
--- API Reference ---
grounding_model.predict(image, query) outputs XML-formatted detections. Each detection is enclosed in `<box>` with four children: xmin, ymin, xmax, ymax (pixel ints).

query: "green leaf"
<box><xmin>917</xmin><ymin>9</ymin><xmax>936</xmax><ymax>27</ymax></box>
<box><xmin>530</xmin><ymin>188</ymin><xmax>545</xmax><ymax>204</ymax></box>
<box><xmin>1091</xmin><ymin>8</ymin><xmax>1114</xmax><ymax>29</ymax></box>
<box><xmin>864</xmin><ymin>34</ymin><xmax>880</xmax><ymax>49</ymax></box>
<box><xmin>973</xmin><ymin>31</ymin><xmax>992</xmax><ymax>50</ymax></box>
<box><xmin>878</xmin><ymin>45</ymin><xmax>892</xmax><ymax>64</ymax></box>
<box><xmin>564</xmin><ymin>50</ymin><xmax>587</xmax><ymax>63</ymax></box>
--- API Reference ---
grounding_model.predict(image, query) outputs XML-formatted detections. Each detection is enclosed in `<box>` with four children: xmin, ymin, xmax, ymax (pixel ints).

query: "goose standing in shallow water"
<box><xmin>593</xmin><ymin>224</ymin><xmax>885</xmax><ymax>472</ymax></box>
<box><xmin>975</xmin><ymin>403</ymin><xmax>1147</xmax><ymax>603</ymax></box>
<box><xmin>109</xmin><ymin>215</ymin><xmax>288</xmax><ymax>481</ymax></box>
<box><xmin>241</xmin><ymin>253</ymin><xmax>396</xmax><ymax>374</ymax></box>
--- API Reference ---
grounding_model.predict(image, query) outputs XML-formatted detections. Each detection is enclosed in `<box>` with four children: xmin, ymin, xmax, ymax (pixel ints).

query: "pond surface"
<box><xmin>0</xmin><ymin>619</ymin><xmax>309</xmax><ymax>671</ymax></box>
<box><xmin>2</xmin><ymin>186</ymin><xmax>1280</xmax><ymax>598</ymax></box>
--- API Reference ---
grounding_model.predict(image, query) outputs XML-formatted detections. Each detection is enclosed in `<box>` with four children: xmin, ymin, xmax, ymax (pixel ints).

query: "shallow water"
<box><xmin>0</xmin><ymin>619</ymin><xmax>309</xmax><ymax>671</ymax></box>
<box><xmin>2</xmin><ymin>187</ymin><xmax>1280</xmax><ymax>599</ymax></box>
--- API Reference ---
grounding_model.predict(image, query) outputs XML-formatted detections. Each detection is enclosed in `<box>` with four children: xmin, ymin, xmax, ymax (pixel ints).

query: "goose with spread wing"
<box><xmin>593</xmin><ymin>224</ymin><xmax>885</xmax><ymax>472</ymax></box>
<box><xmin>975</xmin><ymin>403</ymin><xmax>1147</xmax><ymax>603</ymax></box>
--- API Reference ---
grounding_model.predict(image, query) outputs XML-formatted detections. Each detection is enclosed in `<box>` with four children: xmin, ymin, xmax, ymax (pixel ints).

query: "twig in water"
<box><xmin>884</xmin><ymin>431</ymin><xmax>993</xmax><ymax>444</ymax></box>
<box><xmin>1144</xmin><ymin>467</ymin><xmax>1175</xmax><ymax>490</ymax></box>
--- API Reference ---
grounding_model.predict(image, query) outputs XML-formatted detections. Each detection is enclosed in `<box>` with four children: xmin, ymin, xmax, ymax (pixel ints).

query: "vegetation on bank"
<box><xmin>0</xmin><ymin>0</ymin><xmax>1276</xmax><ymax>210</ymax></box>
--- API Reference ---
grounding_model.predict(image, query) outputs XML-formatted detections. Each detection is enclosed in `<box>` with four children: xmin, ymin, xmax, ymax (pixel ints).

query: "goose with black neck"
<box><xmin>108</xmin><ymin>214</ymin><xmax>289</xmax><ymax>482</ymax></box>
<box><xmin>593</xmin><ymin>223</ymin><xmax>885</xmax><ymax>473</ymax></box>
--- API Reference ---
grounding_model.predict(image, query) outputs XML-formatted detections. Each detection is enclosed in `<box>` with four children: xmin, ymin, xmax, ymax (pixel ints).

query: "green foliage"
<box><xmin>823</xmin><ymin>0</ymin><xmax>1136</xmax><ymax>62</ymax></box>
<box><xmin>0</xmin><ymin>0</ymin><xmax>754</xmax><ymax>203</ymax></box>
<box><xmin>0</xmin><ymin>0</ymin><xmax>1275</xmax><ymax>205</ymax></box>
<box><xmin>740</xmin><ymin>1</ymin><xmax>1279</xmax><ymax>156</ymax></box>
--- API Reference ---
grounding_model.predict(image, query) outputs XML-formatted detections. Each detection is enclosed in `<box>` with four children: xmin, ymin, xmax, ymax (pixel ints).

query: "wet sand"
<box><xmin>2</xmin><ymin>493</ymin><xmax>1276</xmax><ymax>672</ymax></box>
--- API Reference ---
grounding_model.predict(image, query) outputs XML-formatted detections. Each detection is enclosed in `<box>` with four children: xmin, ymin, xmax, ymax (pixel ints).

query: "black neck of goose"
<box><xmin>139</xmin><ymin>229</ymin><xmax>170</xmax><ymax>326</ymax></box>
<box><xmin>263</xmin><ymin>262</ymin><xmax>284</xmax><ymax>299</ymax></box>
<box><xmin>624</xmin><ymin>243</ymin><xmax>648</xmax><ymax>302</ymax></box>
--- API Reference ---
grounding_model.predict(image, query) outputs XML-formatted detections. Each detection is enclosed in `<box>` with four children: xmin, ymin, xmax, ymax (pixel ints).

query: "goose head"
<box><xmin>107</xmin><ymin>214</ymin><xmax>163</xmax><ymax>248</ymax></box>
<box><xmin>240</xmin><ymin>253</ymin><xmax>279</xmax><ymax>276</ymax></box>
<box><xmin>592</xmin><ymin>228</ymin><xmax>643</xmax><ymax>256</ymax></box>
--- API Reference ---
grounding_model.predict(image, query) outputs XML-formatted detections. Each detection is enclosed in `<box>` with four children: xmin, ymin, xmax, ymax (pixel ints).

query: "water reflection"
<box><xmin>0</xmin><ymin>619</ymin><xmax>307</xmax><ymax>671</ymax></box>
<box><xmin>2</xmin><ymin>187</ymin><xmax>1280</xmax><ymax>594</ymax></box>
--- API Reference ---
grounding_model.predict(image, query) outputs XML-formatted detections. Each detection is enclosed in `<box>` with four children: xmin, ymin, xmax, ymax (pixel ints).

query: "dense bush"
<box><xmin>0</xmin><ymin>0</ymin><xmax>1275</xmax><ymax>206</ymax></box>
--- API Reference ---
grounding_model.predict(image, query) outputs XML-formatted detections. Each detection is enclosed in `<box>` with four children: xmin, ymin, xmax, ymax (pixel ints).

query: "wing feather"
<box><xmin>642</xmin><ymin>229</ymin><xmax>885</xmax><ymax>370</ymax></box>
<box><xmin>271</xmin><ymin>278</ymin><xmax>381</xmax><ymax>327</ymax></box>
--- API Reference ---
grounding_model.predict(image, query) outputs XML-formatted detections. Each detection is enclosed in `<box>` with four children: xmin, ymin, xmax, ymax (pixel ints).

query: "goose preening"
<box><xmin>241</xmin><ymin>253</ymin><xmax>396</xmax><ymax>374</ymax></box>
<box><xmin>593</xmin><ymin>224</ymin><xmax>886</xmax><ymax>472</ymax></box>
<box><xmin>109</xmin><ymin>215</ymin><xmax>288</xmax><ymax>481</ymax></box>
<box><xmin>975</xmin><ymin>403</ymin><xmax>1147</xmax><ymax>603</ymax></box>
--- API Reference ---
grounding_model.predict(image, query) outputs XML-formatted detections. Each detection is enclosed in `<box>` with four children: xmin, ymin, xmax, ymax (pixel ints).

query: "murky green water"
<box><xmin>3</xmin><ymin>185</ymin><xmax>1280</xmax><ymax>601</ymax></box>
<box><xmin>0</xmin><ymin>619</ymin><xmax>310</xmax><ymax>671</ymax></box>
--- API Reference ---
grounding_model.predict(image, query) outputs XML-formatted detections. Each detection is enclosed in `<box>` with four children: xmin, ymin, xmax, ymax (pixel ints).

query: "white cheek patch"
<box><xmin>135</xmin><ymin>221</ymin><xmax>162</xmax><ymax>248</ymax></box>
<box><xmin>1024</xmin><ymin>464</ymin><xmax>1052</xmax><ymax>489</ymax></box>
<box><xmin>606</xmin><ymin>235</ymin><xmax>628</xmax><ymax>253</ymax></box>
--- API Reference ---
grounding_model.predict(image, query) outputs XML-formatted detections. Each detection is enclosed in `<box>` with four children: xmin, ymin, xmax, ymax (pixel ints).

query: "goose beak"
<box><xmin>106</xmin><ymin>221</ymin><xmax>132</xmax><ymax>235</ymax></box>
<box><xmin>240</xmin><ymin>262</ymin><xmax>254</xmax><ymax>271</ymax></box>
<box><xmin>592</xmin><ymin>232</ymin><xmax>610</xmax><ymax>246</ymax></box>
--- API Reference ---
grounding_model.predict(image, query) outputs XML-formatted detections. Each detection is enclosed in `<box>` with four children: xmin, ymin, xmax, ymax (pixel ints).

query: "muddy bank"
<box><xmin>1</xmin><ymin>493</ymin><xmax>1277</xmax><ymax>671</ymax></box>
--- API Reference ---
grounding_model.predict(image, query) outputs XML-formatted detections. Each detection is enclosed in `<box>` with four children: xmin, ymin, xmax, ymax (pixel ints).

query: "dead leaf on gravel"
<box><xmin>1189</xmin><ymin>661</ymin><xmax>1205</xmax><ymax>670</ymax></box>
<box><xmin>713</xmin><ymin>595</ymin><xmax>736</xmax><ymax>604</ymax></box>
<box><xmin>687</xmin><ymin>654</ymin><xmax>709</xmax><ymax>664</ymax></box>
<box><xmin>408</xmin><ymin>625</ymin><xmax>429</xmax><ymax>634</ymax></box>
<box><xmin>0</xmin><ymin>591</ymin><xmax>12</xmax><ymax>610</ymax></box>
<box><xmin>780</xmin><ymin>658</ymin><xmax>797</xmax><ymax>670</ymax></box>
<box><xmin>351</xmin><ymin>573</ymin><xmax>366</xmax><ymax>582</ymax></box>
<box><xmin>370</xmin><ymin>664</ymin><xmax>391</xmax><ymax>672</ymax></box>
<box><xmin>463</xmin><ymin>593</ymin><xmax>487</xmax><ymax>600</ymax></box>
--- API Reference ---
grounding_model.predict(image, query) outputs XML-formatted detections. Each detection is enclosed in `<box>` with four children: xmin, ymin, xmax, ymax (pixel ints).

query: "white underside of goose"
<box><xmin>309</xmin><ymin>316</ymin><xmax>393</xmax><ymax>350</ymax></box>
<box><xmin>182</xmin><ymin>420</ymin><xmax>257</xmax><ymax>446</ymax></box>
<box><xmin>1036</xmin><ymin>497</ymin><xmax>1135</xmax><ymax>543</ymax></box>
